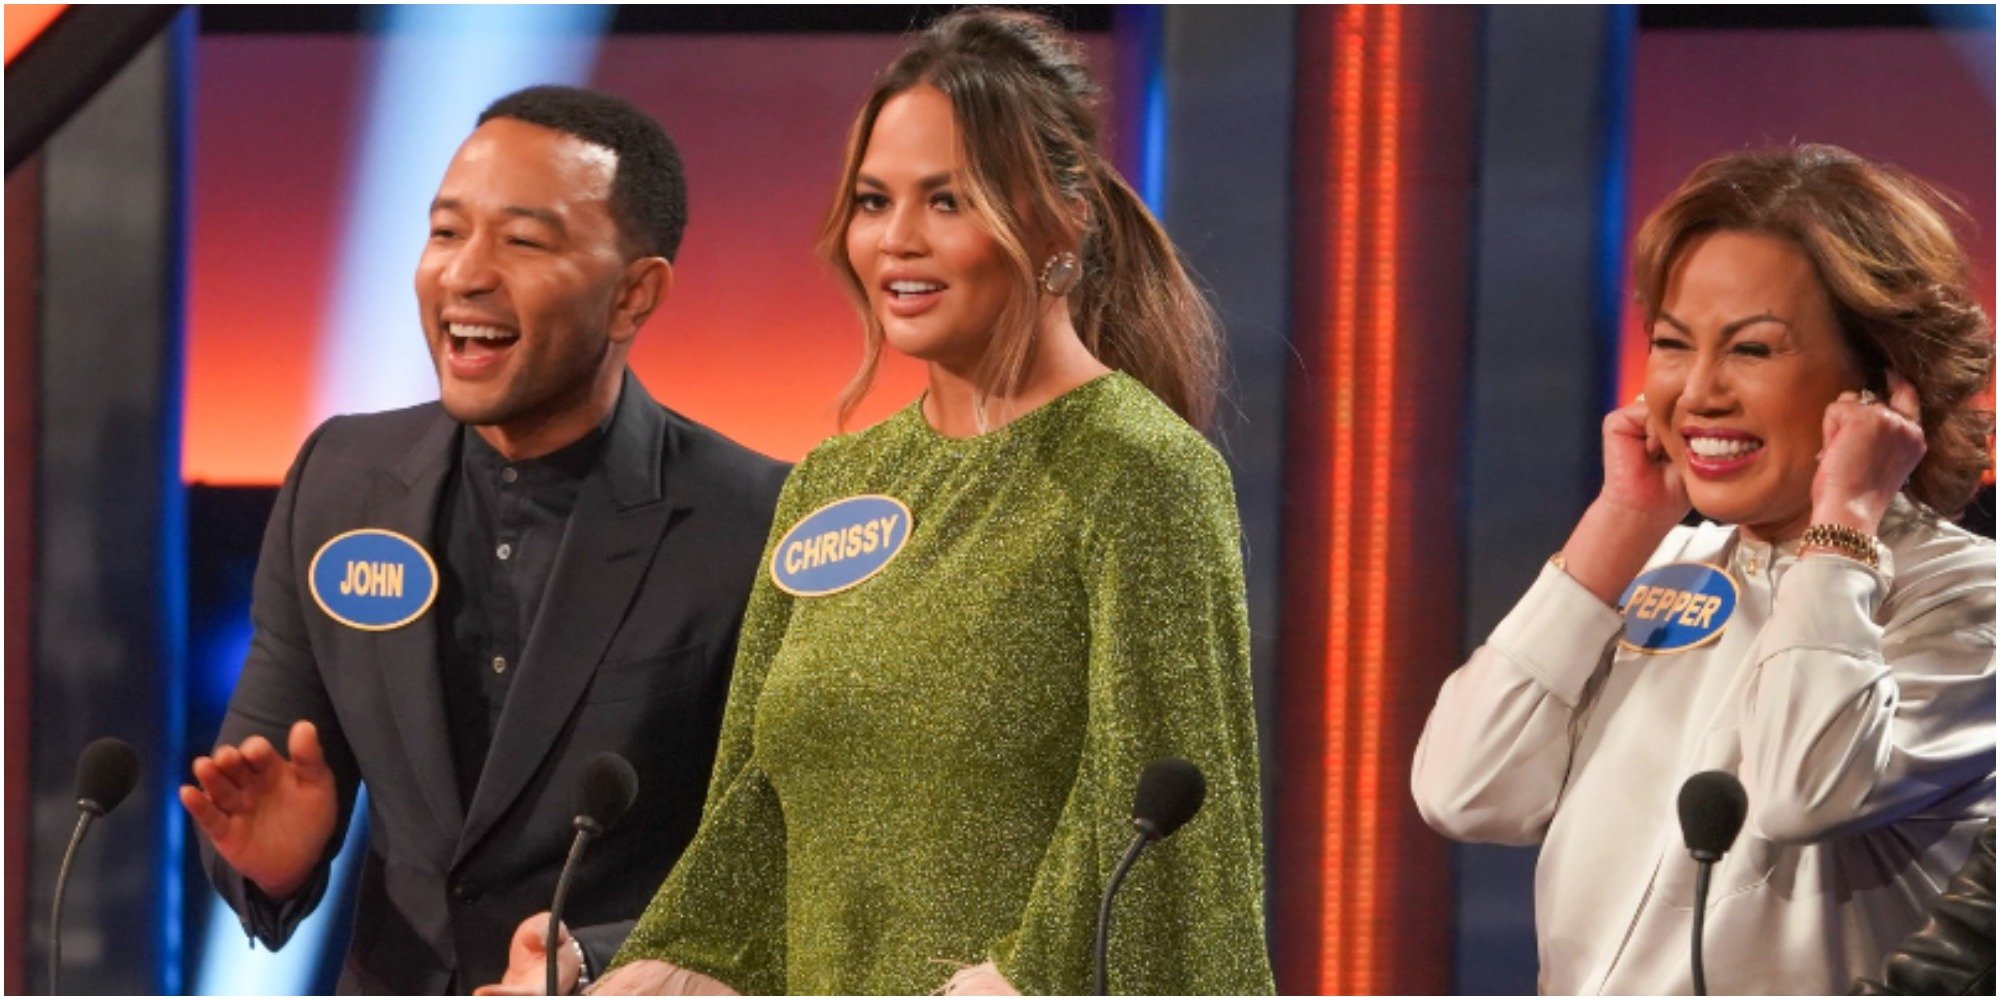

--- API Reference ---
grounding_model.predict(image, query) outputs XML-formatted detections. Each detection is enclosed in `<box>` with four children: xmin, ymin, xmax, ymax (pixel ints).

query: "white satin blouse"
<box><xmin>1413</xmin><ymin>499</ymin><xmax>1995</xmax><ymax>994</ymax></box>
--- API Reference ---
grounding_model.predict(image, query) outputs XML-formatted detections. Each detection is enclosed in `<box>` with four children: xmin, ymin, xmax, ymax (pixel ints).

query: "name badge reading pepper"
<box><xmin>309</xmin><ymin>529</ymin><xmax>440</xmax><ymax>631</ymax></box>
<box><xmin>1618</xmin><ymin>561</ymin><xmax>1738</xmax><ymax>654</ymax></box>
<box><xmin>771</xmin><ymin>494</ymin><xmax>911</xmax><ymax>597</ymax></box>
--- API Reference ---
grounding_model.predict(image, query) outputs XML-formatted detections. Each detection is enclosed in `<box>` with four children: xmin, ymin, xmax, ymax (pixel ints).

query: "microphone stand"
<box><xmin>547</xmin><ymin>819</ymin><xmax>599</xmax><ymax>997</ymax></box>
<box><xmin>1677</xmin><ymin>769</ymin><xmax>1745</xmax><ymax>997</ymax></box>
<box><xmin>1690</xmin><ymin>856</ymin><xmax>1715</xmax><ymax>996</ymax></box>
<box><xmin>1093</xmin><ymin>829</ymin><xmax>1154</xmax><ymax>996</ymax></box>
<box><xmin>49</xmin><ymin>809</ymin><xmax>99</xmax><ymax>995</ymax></box>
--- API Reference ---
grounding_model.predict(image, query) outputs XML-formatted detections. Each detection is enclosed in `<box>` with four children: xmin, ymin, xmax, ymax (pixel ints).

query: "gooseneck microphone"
<box><xmin>548</xmin><ymin>752</ymin><xmax>638</xmax><ymax>996</ymax></box>
<box><xmin>52</xmin><ymin>737</ymin><xmax>141</xmax><ymax>994</ymax></box>
<box><xmin>1094</xmin><ymin>758</ymin><xmax>1206</xmax><ymax>996</ymax></box>
<box><xmin>1677</xmin><ymin>770</ymin><xmax>1747</xmax><ymax>996</ymax></box>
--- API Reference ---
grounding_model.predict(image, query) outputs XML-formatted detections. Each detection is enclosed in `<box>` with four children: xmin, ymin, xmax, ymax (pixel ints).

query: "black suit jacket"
<box><xmin>202</xmin><ymin>373</ymin><xmax>788</xmax><ymax>993</ymax></box>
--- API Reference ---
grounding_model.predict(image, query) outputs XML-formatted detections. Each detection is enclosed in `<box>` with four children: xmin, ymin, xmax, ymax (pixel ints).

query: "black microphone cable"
<box><xmin>1094</xmin><ymin>757</ymin><xmax>1205</xmax><ymax>996</ymax></box>
<box><xmin>548</xmin><ymin>752</ymin><xmax>638</xmax><ymax>996</ymax></box>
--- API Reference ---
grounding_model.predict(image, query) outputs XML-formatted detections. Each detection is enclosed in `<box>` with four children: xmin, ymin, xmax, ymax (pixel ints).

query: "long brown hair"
<box><xmin>819</xmin><ymin>8</ymin><xmax>1222</xmax><ymax>429</ymax></box>
<box><xmin>1632</xmin><ymin>144</ymin><xmax>1994</xmax><ymax>517</ymax></box>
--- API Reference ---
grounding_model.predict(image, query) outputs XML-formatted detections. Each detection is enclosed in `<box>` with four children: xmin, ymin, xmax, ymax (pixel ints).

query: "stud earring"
<box><xmin>1039</xmin><ymin>251</ymin><xmax>1080</xmax><ymax>297</ymax></box>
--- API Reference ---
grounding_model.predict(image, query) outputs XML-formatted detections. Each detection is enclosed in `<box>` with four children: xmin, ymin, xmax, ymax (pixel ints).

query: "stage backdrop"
<box><xmin>187</xmin><ymin>29</ymin><xmax>1115</xmax><ymax>484</ymax></box>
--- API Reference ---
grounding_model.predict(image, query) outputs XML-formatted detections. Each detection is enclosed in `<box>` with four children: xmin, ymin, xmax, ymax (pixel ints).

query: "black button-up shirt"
<box><xmin>433</xmin><ymin>422</ymin><xmax>606</xmax><ymax>802</ymax></box>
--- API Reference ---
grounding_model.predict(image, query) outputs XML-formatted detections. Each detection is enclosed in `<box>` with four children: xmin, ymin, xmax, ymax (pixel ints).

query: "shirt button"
<box><xmin>491</xmin><ymin>656</ymin><xmax>508</xmax><ymax>674</ymax></box>
<box><xmin>450</xmin><ymin>878</ymin><xmax>480</xmax><ymax>903</ymax></box>
<box><xmin>496</xmin><ymin>542</ymin><xmax>513</xmax><ymax>561</ymax></box>
<box><xmin>500</xmin><ymin>467</ymin><xmax>518</xmax><ymax>485</ymax></box>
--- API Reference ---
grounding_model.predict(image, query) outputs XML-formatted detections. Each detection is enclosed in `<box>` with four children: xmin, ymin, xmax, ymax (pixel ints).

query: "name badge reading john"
<box><xmin>309</xmin><ymin>529</ymin><xmax>439</xmax><ymax>631</ymax></box>
<box><xmin>771</xmin><ymin>494</ymin><xmax>911</xmax><ymax>597</ymax></box>
<box><xmin>1618</xmin><ymin>561</ymin><xmax>1738</xmax><ymax>654</ymax></box>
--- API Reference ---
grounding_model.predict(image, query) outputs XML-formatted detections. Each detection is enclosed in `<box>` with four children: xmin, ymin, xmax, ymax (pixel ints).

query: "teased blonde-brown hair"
<box><xmin>1632</xmin><ymin>144</ymin><xmax>1994</xmax><ymax>517</ymax></box>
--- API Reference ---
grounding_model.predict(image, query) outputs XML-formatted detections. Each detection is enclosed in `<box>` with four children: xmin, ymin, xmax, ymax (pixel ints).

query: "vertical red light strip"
<box><xmin>1355</xmin><ymin>5</ymin><xmax>1401</xmax><ymax>991</ymax></box>
<box><xmin>1322</xmin><ymin>5</ymin><xmax>1367</xmax><ymax>990</ymax></box>
<box><xmin>1281</xmin><ymin>6</ymin><xmax>1464</xmax><ymax>994</ymax></box>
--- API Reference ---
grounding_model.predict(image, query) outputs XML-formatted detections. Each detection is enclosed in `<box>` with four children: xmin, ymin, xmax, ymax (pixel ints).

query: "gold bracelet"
<box><xmin>1799</xmin><ymin>523</ymin><xmax>1880</xmax><ymax>568</ymax></box>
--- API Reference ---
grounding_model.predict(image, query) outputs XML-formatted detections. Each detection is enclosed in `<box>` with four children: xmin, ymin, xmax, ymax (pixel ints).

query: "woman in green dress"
<box><xmin>596</xmin><ymin>10</ymin><xmax>1273</xmax><ymax>994</ymax></box>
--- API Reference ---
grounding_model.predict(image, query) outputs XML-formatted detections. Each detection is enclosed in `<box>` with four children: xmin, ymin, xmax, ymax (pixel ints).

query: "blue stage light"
<box><xmin>191</xmin><ymin>615</ymin><xmax>253</xmax><ymax>717</ymax></box>
<box><xmin>1592</xmin><ymin>6</ymin><xmax>1636</xmax><ymax>415</ymax></box>
<box><xmin>161</xmin><ymin>14</ymin><xmax>196</xmax><ymax>992</ymax></box>
<box><xmin>1925</xmin><ymin>4</ymin><xmax>1996</xmax><ymax>30</ymax></box>
<box><xmin>193</xmin><ymin>791</ymin><xmax>371</xmax><ymax>996</ymax></box>
<box><xmin>1124</xmin><ymin>6</ymin><xmax>1169</xmax><ymax>211</ymax></box>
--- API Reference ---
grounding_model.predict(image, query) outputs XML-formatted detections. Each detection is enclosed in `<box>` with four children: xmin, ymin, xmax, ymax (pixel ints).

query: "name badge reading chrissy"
<box><xmin>309</xmin><ymin>529</ymin><xmax>439</xmax><ymax>631</ymax></box>
<box><xmin>1618</xmin><ymin>561</ymin><xmax>1738</xmax><ymax>654</ymax></box>
<box><xmin>771</xmin><ymin>494</ymin><xmax>911</xmax><ymax>597</ymax></box>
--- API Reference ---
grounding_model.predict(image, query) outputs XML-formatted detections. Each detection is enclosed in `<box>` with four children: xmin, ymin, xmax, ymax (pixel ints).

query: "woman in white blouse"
<box><xmin>1413</xmin><ymin>144</ymin><xmax>1994</xmax><ymax>994</ymax></box>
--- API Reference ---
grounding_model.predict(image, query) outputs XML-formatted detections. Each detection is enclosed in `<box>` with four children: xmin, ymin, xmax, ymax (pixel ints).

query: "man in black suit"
<box><xmin>178</xmin><ymin>86</ymin><xmax>787</xmax><ymax>994</ymax></box>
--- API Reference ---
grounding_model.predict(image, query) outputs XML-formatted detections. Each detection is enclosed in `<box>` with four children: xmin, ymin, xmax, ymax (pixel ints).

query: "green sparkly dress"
<box><xmin>611</xmin><ymin>373</ymin><xmax>1273</xmax><ymax>995</ymax></box>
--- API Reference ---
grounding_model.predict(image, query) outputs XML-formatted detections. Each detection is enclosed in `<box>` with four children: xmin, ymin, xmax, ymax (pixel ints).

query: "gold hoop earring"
<box><xmin>1039</xmin><ymin>251</ymin><xmax>1080</xmax><ymax>297</ymax></box>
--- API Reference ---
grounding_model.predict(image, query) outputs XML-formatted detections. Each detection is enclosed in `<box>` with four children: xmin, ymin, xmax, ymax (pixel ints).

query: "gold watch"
<box><xmin>1799</xmin><ymin>523</ymin><xmax>1881</xmax><ymax>568</ymax></box>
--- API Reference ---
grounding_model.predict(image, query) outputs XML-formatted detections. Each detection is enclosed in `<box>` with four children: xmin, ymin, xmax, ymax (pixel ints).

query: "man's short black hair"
<box><xmin>478</xmin><ymin>85</ymin><xmax>687</xmax><ymax>262</ymax></box>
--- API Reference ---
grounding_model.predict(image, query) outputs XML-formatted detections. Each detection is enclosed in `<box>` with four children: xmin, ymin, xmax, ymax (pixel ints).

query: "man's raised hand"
<box><xmin>179</xmin><ymin>719</ymin><xmax>338</xmax><ymax>899</ymax></box>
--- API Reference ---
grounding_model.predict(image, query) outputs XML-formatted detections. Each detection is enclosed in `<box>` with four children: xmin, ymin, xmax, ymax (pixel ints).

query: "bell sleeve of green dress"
<box><xmin>607</xmin><ymin>465</ymin><xmax>816</xmax><ymax>995</ymax></box>
<box><xmin>990</xmin><ymin>438</ymin><xmax>1274</xmax><ymax>995</ymax></box>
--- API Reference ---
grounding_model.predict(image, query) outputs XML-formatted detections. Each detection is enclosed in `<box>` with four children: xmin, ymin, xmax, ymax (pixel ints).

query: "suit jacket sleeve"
<box><xmin>607</xmin><ymin>458</ymin><xmax>813</xmax><ymax>994</ymax></box>
<box><xmin>572</xmin><ymin>919</ymin><xmax>635</xmax><ymax>981</ymax></box>
<box><xmin>199</xmin><ymin>419</ymin><xmax>364</xmax><ymax>949</ymax></box>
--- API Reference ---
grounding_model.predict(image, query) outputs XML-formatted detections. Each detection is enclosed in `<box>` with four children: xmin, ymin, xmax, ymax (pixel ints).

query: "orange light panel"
<box><xmin>4</xmin><ymin>4</ymin><xmax>66</xmax><ymax>64</ymax></box>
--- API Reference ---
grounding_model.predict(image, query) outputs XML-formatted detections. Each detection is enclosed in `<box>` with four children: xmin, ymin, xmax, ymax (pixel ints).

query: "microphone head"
<box><xmin>574</xmin><ymin>752</ymin><xmax>638</xmax><ymax>835</ymax></box>
<box><xmin>1677</xmin><ymin>770</ymin><xmax>1748</xmax><ymax>862</ymax></box>
<box><xmin>75</xmin><ymin>737</ymin><xmax>140</xmax><ymax>816</ymax></box>
<box><xmin>1131</xmin><ymin>757</ymin><xmax>1206</xmax><ymax>842</ymax></box>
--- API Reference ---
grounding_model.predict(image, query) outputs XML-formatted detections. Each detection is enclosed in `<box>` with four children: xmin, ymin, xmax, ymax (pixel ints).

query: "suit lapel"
<box><xmin>365</xmin><ymin>410</ymin><xmax>466</xmax><ymax>841</ymax></box>
<box><xmin>455</xmin><ymin>375</ymin><xmax>684</xmax><ymax>862</ymax></box>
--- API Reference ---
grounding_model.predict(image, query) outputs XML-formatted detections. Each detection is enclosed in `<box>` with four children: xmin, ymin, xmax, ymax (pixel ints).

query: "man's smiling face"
<box><xmin>415</xmin><ymin>117</ymin><xmax>636</xmax><ymax>456</ymax></box>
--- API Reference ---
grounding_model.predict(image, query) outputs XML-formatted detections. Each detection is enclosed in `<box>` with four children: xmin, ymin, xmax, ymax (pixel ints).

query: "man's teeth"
<box><xmin>449</xmin><ymin>323</ymin><xmax>517</xmax><ymax>341</ymax></box>
<box><xmin>888</xmin><ymin>280</ymin><xmax>944</xmax><ymax>296</ymax></box>
<box><xmin>1686</xmin><ymin>436</ymin><xmax>1761</xmax><ymax>459</ymax></box>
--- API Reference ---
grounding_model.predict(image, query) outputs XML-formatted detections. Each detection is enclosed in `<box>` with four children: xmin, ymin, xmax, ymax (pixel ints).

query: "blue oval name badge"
<box><xmin>308</xmin><ymin>529</ymin><xmax>440</xmax><ymax>631</ymax></box>
<box><xmin>1618</xmin><ymin>561</ymin><xmax>1738</xmax><ymax>654</ymax></box>
<box><xmin>771</xmin><ymin>494</ymin><xmax>911</xmax><ymax>597</ymax></box>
